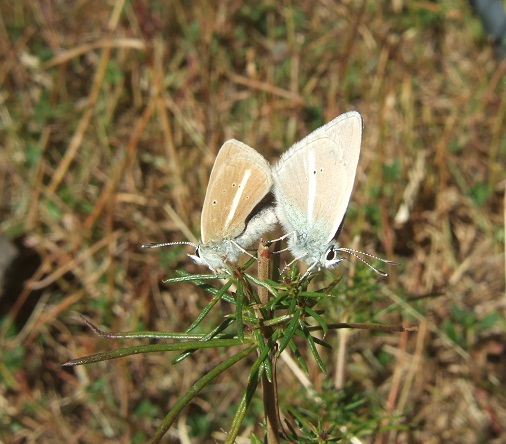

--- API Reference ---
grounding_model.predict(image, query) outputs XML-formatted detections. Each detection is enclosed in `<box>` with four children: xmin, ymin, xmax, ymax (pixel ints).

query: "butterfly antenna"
<box><xmin>338</xmin><ymin>248</ymin><xmax>399</xmax><ymax>265</ymax></box>
<box><xmin>142</xmin><ymin>241</ymin><xmax>198</xmax><ymax>249</ymax></box>
<box><xmin>337</xmin><ymin>247</ymin><xmax>399</xmax><ymax>276</ymax></box>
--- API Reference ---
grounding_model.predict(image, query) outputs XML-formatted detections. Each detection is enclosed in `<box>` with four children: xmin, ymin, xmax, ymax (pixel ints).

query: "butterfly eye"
<box><xmin>326</xmin><ymin>247</ymin><xmax>336</xmax><ymax>261</ymax></box>
<box><xmin>195</xmin><ymin>247</ymin><xmax>201</xmax><ymax>258</ymax></box>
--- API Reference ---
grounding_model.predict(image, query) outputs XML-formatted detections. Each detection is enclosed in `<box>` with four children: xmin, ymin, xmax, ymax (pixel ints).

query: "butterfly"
<box><xmin>143</xmin><ymin>139</ymin><xmax>277</xmax><ymax>273</ymax></box>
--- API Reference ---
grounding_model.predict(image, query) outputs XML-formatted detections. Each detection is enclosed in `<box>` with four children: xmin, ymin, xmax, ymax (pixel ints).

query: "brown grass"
<box><xmin>1</xmin><ymin>0</ymin><xmax>505</xmax><ymax>442</ymax></box>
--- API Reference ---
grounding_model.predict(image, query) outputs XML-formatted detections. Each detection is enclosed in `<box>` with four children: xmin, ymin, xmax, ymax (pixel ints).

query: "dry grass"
<box><xmin>1</xmin><ymin>0</ymin><xmax>505</xmax><ymax>442</ymax></box>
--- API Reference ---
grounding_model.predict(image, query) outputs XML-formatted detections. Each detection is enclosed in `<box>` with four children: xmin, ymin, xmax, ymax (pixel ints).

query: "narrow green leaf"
<box><xmin>264</xmin><ymin>289</ymin><xmax>291</xmax><ymax>310</ymax></box>
<box><xmin>288</xmin><ymin>290</ymin><xmax>299</xmax><ymax>311</ymax></box>
<box><xmin>163</xmin><ymin>273</ymin><xmax>229</xmax><ymax>283</ymax></box>
<box><xmin>225</xmin><ymin>340</ymin><xmax>273</xmax><ymax>443</ymax></box>
<box><xmin>298</xmin><ymin>319</ymin><xmax>326</xmax><ymax>372</ymax></box>
<box><xmin>249</xmin><ymin>433</ymin><xmax>263</xmax><ymax>444</ymax></box>
<box><xmin>63</xmin><ymin>338</ymin><xmax>250</xmax><ymax>366</ymax></box>
<box><xmin>236</xmin><ymin>279</ymin><xmax>245</xmax><ymax>341</ymax></box>
<box><xmin>308</xmin><ymin>335</ymin><xmax>332</xmax><ymax>349</ymax></box>
<box><xmin>262</xmin><ymin>313</ymin><xmax>294</xmax><ymax>327</ymax></box>
<box><xmin>79</xmin><ymin>315</ymin><xmax>209</xmax><ymax>340</ymax></box>
<box><xmin>240</xmin><ymin>256</ymin><xmax>257</xmax><ymax>271</ymax></box>
<box><xmin>243</xmin><ymin>272</ymin><xmax>279</xmax><ymax>297</ymax></box>
<box><xmin>171</xmin><ymin>271</ymin><xmax>236</xmax><ymax>303</ymax></box>
<box><xmin>277</xmin><ymin>308</ymin><xmax>301</xmax><ymax>355</ymax></box>
<box><xmin>149</xmin><ymin>345</ymin><xmax>257</xmax><ymax>444</ymax></box>
<box><xmin>226</xmin><ymin>374</ymin><xmax>261</xmax><ymax>444</ymax></box>
<box><xmin>253</xmin><ymin>328</ymin><xmax>273</xmax><ymax>383</ymax></box>
<box><xmin>304</xmin><ymin>306</ymin><xmax>329</xmax><ymax>335</ymax></box>
<box><xmin>172</xmin><ymin>318</ymin><xmax>236</xmax><ymax>364</ymax></box>
<box><xmin>187</xmin><ymin>279</ymin><xmax>234</xmax><ymax>332</ymax></box>
<box><xmin>288</xmin><ymin>340</ymin><xmax>308</xmax><ymax>374</ymax></box>
<box><xmin>298</xmin><ymin>290</ymin><xmax>331</xmax><ymax>299</ymax></box>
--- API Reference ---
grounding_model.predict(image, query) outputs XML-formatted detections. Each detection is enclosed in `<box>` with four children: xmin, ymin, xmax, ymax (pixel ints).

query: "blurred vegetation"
<box><xmin>1</xmin><ymin>0</ymin><xmax>505</xmax><ymax>443</ymax></box>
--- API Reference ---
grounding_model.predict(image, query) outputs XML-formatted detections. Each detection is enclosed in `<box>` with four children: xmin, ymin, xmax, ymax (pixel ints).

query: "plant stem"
<box><xmin>257</xmin><ymin>241</ymin><xmax>281</xmax><ymax>444</ymax></box>
<box><xmin>257</xmin><ymin>241</ymin><xmax>271</xmax><ymax>305</ymax></box>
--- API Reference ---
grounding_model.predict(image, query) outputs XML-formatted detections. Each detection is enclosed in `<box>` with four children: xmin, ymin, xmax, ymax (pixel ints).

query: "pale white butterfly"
<box><xmin>143</xmin><ymin>139</ymin><xmax>277</xmax><ymax>273</ymax></box>
<box><xmin>273</xmin><ymin>111</ymin><xmax>395</xmax><ymax>276</ymax></box>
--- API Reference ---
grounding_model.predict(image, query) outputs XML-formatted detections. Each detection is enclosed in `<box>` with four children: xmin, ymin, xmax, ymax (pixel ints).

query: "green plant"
<box><xmin>64</xmin><ymin>244</ymin><xmax>414</xmax><ymax>443</ymax></box>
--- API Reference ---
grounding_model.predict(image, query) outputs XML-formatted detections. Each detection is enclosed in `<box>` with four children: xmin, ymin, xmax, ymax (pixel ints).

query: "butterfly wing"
<box><xmin>274</xmin><ymin>111</ymin><xmax>363</xmax><ymax>244</ymax></box>
<box><xmin>201</xmin><ymin>139</ymin><xmax>273</xmax><ymax>244</ymax></box>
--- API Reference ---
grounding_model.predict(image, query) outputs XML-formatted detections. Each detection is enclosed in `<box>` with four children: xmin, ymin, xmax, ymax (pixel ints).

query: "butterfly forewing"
<box><xmin>275</xmin><ymin>111</ymin><xmax>363</xmax><ymax>244</ymax></box>
<box><xmin>201</xmin><ymin>139</ymin><xmax>273</xmax><ymax>244</ymax></box>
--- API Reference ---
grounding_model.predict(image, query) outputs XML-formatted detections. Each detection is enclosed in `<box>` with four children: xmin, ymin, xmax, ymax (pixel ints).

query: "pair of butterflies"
<box><xmin>145</xmin><ymin>111</ymin><xmax>390</xmax><ymax>276</ymax></box>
